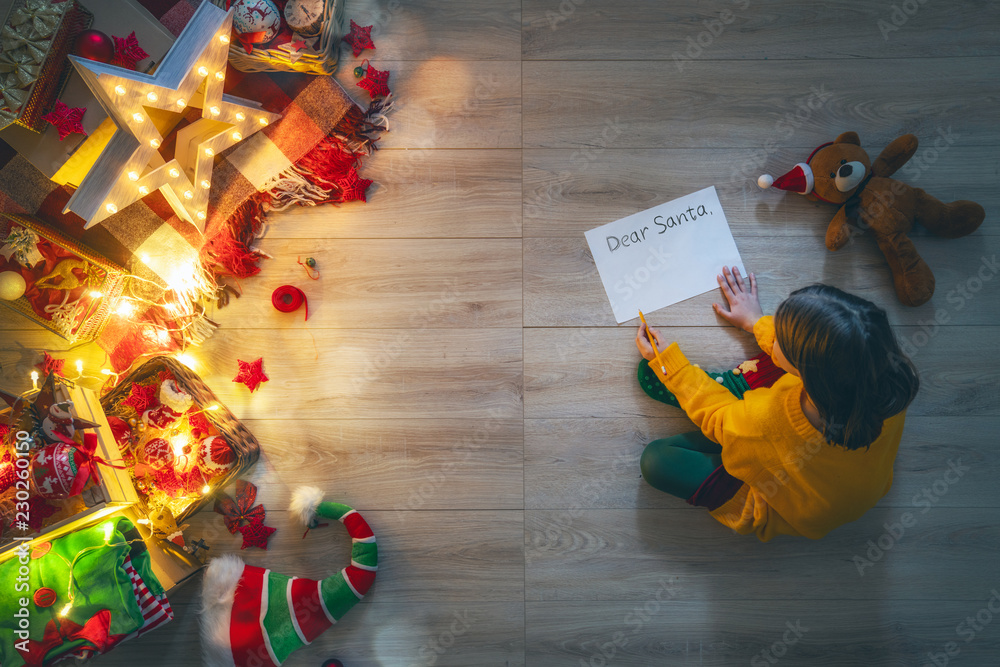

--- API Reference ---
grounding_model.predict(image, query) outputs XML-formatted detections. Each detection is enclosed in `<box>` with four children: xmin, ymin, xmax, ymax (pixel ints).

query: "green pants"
<box><xmin>637</xmin><ymin>359</ymin><xmax>750</xmax><ymax>499</ymax></box>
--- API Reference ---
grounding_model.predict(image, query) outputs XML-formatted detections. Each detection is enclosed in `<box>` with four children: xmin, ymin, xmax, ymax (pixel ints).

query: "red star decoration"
<box><xmin>42</xmin><ymin>101</ymin><xmax>87</xmax><ymax>141</ymax></box>
<box><xmin>111</xmin><ymin>31</ymin><xmax>150</xmax><ymax>70</ymax></box>
<box><xmin>35</xmin><ymin>352</ymin><xmax>66</xmax><ymax>377</ymax></box>
<box><xmin>233</xmin><ymin>358</ymin><xmax>268</xmax><ymax>393</ymax></box>
<box><xmin>343</xmin><ymin>19</ymin><xmax>375</xmax><ymax>57</ymax></box>
<box><xmin>357</xmin><ymin>64</ymin><xmax>390</xmax><ymax>98</ymax></box>
<box><xmin>337</xmin><ymin>168</ymin><xmax>373</xmax><ymax>203</ymax></box>
<box><xmin>289</xmin><ymin>38</ymin><xmax>308</xmax><ymax>52</ymax></box>
<box><xmin>121</xmin><ymin>382</ymin><xmax>159</xmax><ymax>414</ymax></box>
<box><xmin>238</xmin><ymin>516</ymin><xmax>276</xmax><ymax>550</ymax></box>
<box><xmin>153</xmin><ymin>466</ymin><xmax>185</xmax><ymax>497</ymax></box>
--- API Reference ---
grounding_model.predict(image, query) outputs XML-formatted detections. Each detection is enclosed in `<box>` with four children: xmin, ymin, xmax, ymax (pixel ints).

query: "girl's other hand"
<box><xmin>635</xmin><ymin>321</ymin><xmax>666</xmax><ymax>361</ymax></box>
<box><xmin>713</xmin><ymin>266</ymin><xmax>764</xmax><ymax>333</ymax></box>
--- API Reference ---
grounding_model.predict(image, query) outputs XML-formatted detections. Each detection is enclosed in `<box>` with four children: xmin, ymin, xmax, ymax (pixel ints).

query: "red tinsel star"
<box><xmin>41</xmin><ymin>101</ymin><xmax>87</xmax><ymax>141</ymax></box>
<box><xmin>35</xmin><ymin>352</ymin><xmax>65</xmax><ymax>378</ymax></box>
<box><xmin>111</xmin><ymin>31</ymin><xmax>150</xmax><ymax>70</ymax></box>
<box><xmin>238</xmin><ymin>516</ymin><xmax>276</xmax><ymax>550</ymax></box>
<box><xmin>357</xmin><ymin>64</ymin><xmax>390</xmax><ymax>98</ymax></box>
<box><xmin>343</xmin><ymin>19</ymin><xmax>375</xmax><ymax>57</ymax></box>
<box><xmin>120</xmin><ymin>382</ymin><xmax>159</xmax><ymax>414</ymax></box>
<box><xmin>214</xmin><ymin>479</ymin><xmax>266</xmax><ymax>534</ymax></box>
<box><xmin>336</xmin><ymin>168</ymin><xmax>373</xmax><ymax>203</ymax></box>
<box><xmin>233</xmin><ymin>358</ymin><xmax>268</xmax><ymax>393</ymax></box>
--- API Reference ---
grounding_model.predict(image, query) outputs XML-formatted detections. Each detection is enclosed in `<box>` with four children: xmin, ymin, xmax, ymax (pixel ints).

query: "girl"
<box><xmin>635</xmin><ymin>266</ymin><xmax>919</xmax><ymax>541</ymax></box>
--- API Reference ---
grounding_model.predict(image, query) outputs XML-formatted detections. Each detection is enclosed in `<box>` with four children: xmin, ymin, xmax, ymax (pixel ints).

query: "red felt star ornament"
<box><xmin>42</xmin><ymin>101</ymin><xmax>87</xmax><ymax>141</ymax></box>
<box><xmin>120</xmin><ymin>382</ymin><xmax>159</xmax><ymax>414</ymax></box>
<box><xmin>233</xmin><ymin>358</ymin><xmax>268</xmax><ymax>393</ymax></box>
<box><xmin>238</xmin><ymin>516</ymin><xmax>276</xmax><ymax>550</ymax></box>
<box><xmin>343</xmin><ymin>19</ymin><xmax>375</xmax><ymax>57</ymax></box>
<box><xmin>357</xmin><ymin>64</ymin><xmax>390</xmax><ymax>98</ymax></box>
<box><xmin>111</xmin><ymin>31</ymin><xmax>150</xmax><ymax>70</ymax></box>
<box><xmin>187</xmin><ymin>409</ymin><xmax>212</xmax><ymax>439</ymax></box>
<box><xmin>337</xmin><ymin>168</ymin><xmax>373</xmax><ymax>203</ymax></box>
<box><xmin>35</xmin><ymin>352</ymin><xmax>66</xmax><ymax>378</ymax></box>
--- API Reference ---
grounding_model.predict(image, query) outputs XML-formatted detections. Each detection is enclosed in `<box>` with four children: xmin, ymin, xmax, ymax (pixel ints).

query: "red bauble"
<box><xmin>74</xmin><ymin>30</ymin><xmax>115</xmax><ymax>63</ymax></box>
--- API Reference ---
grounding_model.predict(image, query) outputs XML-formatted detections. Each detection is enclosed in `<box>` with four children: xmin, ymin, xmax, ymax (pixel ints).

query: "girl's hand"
<box><xmin>635</xmin><ymin>321</ymin><xmax>666</xmax><ymax>361</ymax></box>
<box><xmin>713</xmin><ymin>266</ymin><xmax>764</xmax><ymax>333</ymax></box>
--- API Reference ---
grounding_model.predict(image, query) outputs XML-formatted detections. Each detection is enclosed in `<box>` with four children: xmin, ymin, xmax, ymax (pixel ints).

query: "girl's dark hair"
<box><xmin>774</xmin><ymin>284</ymin><xmax>919</xmax><ymax>451</ymax></box>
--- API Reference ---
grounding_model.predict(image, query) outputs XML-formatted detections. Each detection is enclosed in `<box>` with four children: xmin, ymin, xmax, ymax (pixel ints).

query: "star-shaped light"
<box><xmin>357</xmin><ymin>64</ymin><xmax>390</xmax><ymax>98</ymax></box>
<box><xmin>111</xmin><ymin>31</ymin><xmax>150</xmax><ymax>70</ymax></box>
<box><xmin>343</xmin><ymin>19</ymin><xmax>375</xmax><ymax>57</ymax></box>
<box><xmin>238</xmin><ymin>516</ymin><xmax>276</xmax><ymax>549</ymax></box>
<box><xmin>42</xmin><ymin>100</ymin><xmax>87</xmax><ymax>140</ymax></box>
<box><xmin>233</xmin><ymin>357</ymin><xmax>268</xmax><ymax>392</ymax></box>
<box><xmin>336</xmin><ymin>168</ymin><xmax>372</xmax><ymax>203</ymax></box>
<box><xmin>63</xmin><ymin>3</ymin><xmax>282</xmax><ymax>231</ymax></box>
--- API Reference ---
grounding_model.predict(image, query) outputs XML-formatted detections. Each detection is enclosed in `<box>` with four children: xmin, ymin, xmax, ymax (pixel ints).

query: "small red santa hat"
<box><xmin>757</xmin><ymin>162</ymin><xmax>814</xmax><ymax>195</ymax></box>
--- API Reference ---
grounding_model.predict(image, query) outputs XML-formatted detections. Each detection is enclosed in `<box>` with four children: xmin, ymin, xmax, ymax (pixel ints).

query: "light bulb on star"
<box><xmin>62</xmin><ymin>2</ymin><xmax>282</xmax><ymax>232</ymax></box>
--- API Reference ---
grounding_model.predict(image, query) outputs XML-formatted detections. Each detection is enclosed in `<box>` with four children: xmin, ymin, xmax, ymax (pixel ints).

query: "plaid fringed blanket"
<box><xmin>0</xmin><ymin>0</ymin><xmax>387</xmax><ymax>370</ymax></box>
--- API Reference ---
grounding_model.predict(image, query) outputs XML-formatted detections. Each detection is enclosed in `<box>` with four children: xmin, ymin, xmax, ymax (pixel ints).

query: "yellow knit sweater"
<box><xmin>650</xmin><ymin>316</ymin><xmax>906</xmax><ymax>542</ymax></box>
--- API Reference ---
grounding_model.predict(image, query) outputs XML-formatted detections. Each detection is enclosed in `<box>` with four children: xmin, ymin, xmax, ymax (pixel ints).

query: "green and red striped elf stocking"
<box><xmin>200</xmin><ymin>487</ymin><xmax>378</xmax><ymax>667</ymax></box>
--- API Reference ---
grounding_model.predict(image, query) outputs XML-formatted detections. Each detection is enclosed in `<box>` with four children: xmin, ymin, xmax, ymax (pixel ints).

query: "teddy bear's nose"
<box><xmin>838</xmin><ymin>164</ymin><xmax>853</xmax><ymax>178</ymax></box>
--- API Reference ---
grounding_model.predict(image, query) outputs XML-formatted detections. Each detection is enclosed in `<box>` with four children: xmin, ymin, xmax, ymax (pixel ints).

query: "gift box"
<box><xmin>0</xmin><ymin>0</ymin><xmax>93</xmax><ymax>133</ymax></box>
<box><xmin>100</xmin><ymin>356</ymin><xmax>260</xmax><ymax>524</ymax></box>
<box><xmin>0</xmin><ymin>377</ymin><xmax>138</xmax><ymax>558</ymax></box>
<box><xmin>0</xmin><ymin>213</ymin><xmax>127</xmax><ymax>342</ymax></box>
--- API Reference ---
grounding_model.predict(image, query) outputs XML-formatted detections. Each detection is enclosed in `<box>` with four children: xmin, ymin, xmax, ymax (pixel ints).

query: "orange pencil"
<box><xmin>638</xmin><ymin>310</ymin><xmax>666</xmax><ymax>374</ymax></box>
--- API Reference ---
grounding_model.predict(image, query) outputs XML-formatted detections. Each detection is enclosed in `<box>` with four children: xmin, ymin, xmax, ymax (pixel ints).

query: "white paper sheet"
<box><xmin>584</xmin><ymin>186</ymin><xmax>746</xmax><ymax>323</ymax></box>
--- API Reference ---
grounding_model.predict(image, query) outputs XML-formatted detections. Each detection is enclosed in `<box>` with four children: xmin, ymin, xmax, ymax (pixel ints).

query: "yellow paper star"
<box><xmin>63</xmin><ymin>2</ymin><xmax>281</xmax><ymax>232</ymax></box>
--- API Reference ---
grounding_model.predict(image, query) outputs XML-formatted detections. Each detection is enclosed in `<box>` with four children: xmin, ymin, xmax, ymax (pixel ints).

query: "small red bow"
<box><xmin>214</xmin><ymin>479</ymin><xmax>266</xmax><ymax>534</ymax></box>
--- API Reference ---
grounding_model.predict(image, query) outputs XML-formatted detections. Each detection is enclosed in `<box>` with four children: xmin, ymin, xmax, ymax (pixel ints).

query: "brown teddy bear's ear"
<box><xmin>835</xmin><ymin>131</ymin><xmax>861</xmax><ymax>145</ymax></box>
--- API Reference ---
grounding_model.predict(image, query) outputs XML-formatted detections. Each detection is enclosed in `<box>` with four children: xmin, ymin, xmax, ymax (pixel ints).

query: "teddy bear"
<box><xmin>757</xmin><ymin>132</ymin><xmax>985</xmax><ymax>307</ymax></box>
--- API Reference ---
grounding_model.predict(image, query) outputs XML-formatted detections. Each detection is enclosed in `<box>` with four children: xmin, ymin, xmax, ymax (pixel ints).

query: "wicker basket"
<box><xmin>213</xmin><ymin>0</ymin><xmax>344</xmax><ymax>75</ymax></box>
<box><xmin>100</xmin><ymin>356</ymin><xmax>260</xmax><ymax>522</ymax></box>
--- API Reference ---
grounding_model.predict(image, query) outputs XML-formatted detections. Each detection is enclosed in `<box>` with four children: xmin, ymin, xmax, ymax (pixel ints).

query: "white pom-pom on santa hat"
<box><xmin>159</xmin><ymin>379</ymin><xmax>193</xmax><ymax>414</ymax></box>
<box><xmin>198</xmin><ymin>436</ymin><xmax>235</xmax><ymax>474</ymax></box>
<box><xmin>290</xmin><ymin>485</ymin><xmax>324</xmax><ymax>527</ymax></box>
<box><xmin>757</xmin><ymin>174</ymin><xmax>774</xmax><ymax>189</ymax></box>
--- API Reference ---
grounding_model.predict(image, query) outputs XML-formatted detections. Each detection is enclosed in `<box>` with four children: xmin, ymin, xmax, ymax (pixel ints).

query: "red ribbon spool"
<box><xmin>272</xmin><ymin>285</ymin><xmax>308</xmax><ymax>321</ymax></box>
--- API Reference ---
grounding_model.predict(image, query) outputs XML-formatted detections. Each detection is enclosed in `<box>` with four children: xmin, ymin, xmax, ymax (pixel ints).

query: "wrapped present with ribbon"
<box><xmin>0</xmin><ymin>224</ymin><xmax>43</xmax><ymax>267</ymax></box>
<box><xmin>0</xmin><ymin>0</ymin><xmax>89</xmax><ymax>132</ymax></box>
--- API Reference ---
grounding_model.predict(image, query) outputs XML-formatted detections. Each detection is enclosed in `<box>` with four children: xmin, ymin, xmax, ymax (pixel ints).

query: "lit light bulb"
<box><xmin>231</xmin><ymin>131</ymin><xmax>242</xmax><ymax>141</ymax></box>
<box><xmin>116</xmin><ymin>300</ymin><xmax>135</xmax><ymax>317</ymax></box>
<box><xmin>59</xmin><ymin>603</ymin><xmax>72</xmax><ymax>618</ymax></box>
<box><xmin>150</xmin><ymin>138</ymin><xmax>160</xmax><ymax>148</ymax></box>
<box><xmin>202</xmin><ymin>484</ymin><xmax>211</xmax><ymax>494</ymax></box>
<box><xmin>176</xmin><ymin>98</ymin><xmax>186</xmax><ymax>108</ymax></box>
<box><xmin>183</xmin><ymin>190</ymin><xmax>193</xmax><ymax>199</ymax></box>
<box><xmin>132</xmin><ymin>112</ymin><xmax>144</xmax><ymax>123</ymax></box>
<box><xmin>89</xmin><ymin>290</ymin><xmax>103</xmax><ymax>299</ymax></box>
<box><xmin>258</xmin><ymin>117</ymin><xmax>268</xmax><ymax>126</ymax></box>
<box><xmin>138</xmin><ymin>185</ymin><xmax>149</xmax><ymax>195</ymax></box>
<box><xmin>115</xmin><ymin>85</ymin><xmax>126</xmax><ymax>96</ymax></box>
<box><xmin>209</xmin><ymin>106</ymin><xmax>220</xmax><ymax>116</ymax></box>
<box><xmin>204</xmin><ymin>147</ymin><xmax>214</xmax><ymax>157</ymax></box>
<box><xmin>75</xmin><ymin>360</ymin><xmax>83</xmax><ymax>376</ymax></box>
<box><xmin>168</xmin><ymin>168</ymin><xmax>180</xmax><ymax>178</ymax></box>
<box><xmin>105</xmin><ymin>203</ymin><xmax>118</xmax><ymax>214</ymax></box>
<box><xmin>103</xmin><ymin>522</ymin><xmax>114</xmax><ymax>541</ymax></box>
<box><xmin>196</xmin><ymin>211</ymin><xmax>206</xmax><ymax>220</ymax></box>
<box><xmin>146</xmin><ymin>91</ymin><xmax>158</xmax><ymax>102</ymax></box>
<box><xmin>215</xmin><ymin>71</ymin><xmax>225</xmax><ymax>81</ymax></box>
<box><xmin>175</xmin><ymin>353</ymin><xmax>197</xmax><ymax>369</ymax></box>
<box><xmin>197</xmin><ymin>66</ymin><xmax>208</xmax><ymax>76</ymax></box>
<box><xmin>127</xmin><ymin>171</ymin><xmax>139</xmax><ymax>181</ymax></box>
<box><xmin>235</xmin><ymin>112</ymin><xmax>245</xmax><ymax>121</ymax></box>
<box><xmin>219</xmin><ymin>34</ymin><xmax>230</xmax><ymax>44</ymax></box>
<box><xmin>200</xmin><ymin>179</ymin><xmax>211</xmax><ymax>189</ymax></box>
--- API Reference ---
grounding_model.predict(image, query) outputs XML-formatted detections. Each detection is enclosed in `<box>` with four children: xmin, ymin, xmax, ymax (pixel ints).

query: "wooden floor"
<box><xmin>2</xmin><ymin>1</ymin><xmax>1000</xmax><ymax>665</ymax></box>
